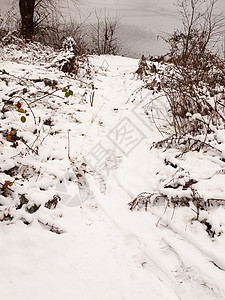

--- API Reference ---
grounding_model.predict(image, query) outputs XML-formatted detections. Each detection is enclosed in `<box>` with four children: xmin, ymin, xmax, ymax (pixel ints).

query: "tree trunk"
<box><xmin>19</xmin><ymin>0</ymin><xmax>35</xmax><ymax>40</ymax></box>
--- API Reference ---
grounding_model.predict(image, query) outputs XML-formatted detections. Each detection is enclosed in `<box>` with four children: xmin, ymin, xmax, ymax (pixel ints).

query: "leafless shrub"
<box><xmin>0</xmin><ymin>9</ymin><xmax>19</xmax><ymax>43</ymax></box>
<box><xmin>162</xmin><ymin>0</ymin><xmax>225</xmax><ymax>137</ymax></box>
<box><xmin>136</xmin><ymin>0</ymin><xmax>225</xmax><ymax>139</ymax></box>
<box><xmin>33</xmin><ymin>14</ymin><xmax>88</xmax><ymax>53</ymax></box>
<box><xmin>161</xmin><ymin>0</ymin><xmax>225</xmax><ymax>138</ymax></box>
<box><xmin>160</xmin><ymin>57</ymin><xmax>225</xmax><ymax>137</ymax></box>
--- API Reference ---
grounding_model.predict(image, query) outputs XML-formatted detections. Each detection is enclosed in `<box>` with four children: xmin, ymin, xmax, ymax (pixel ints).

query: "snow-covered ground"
<box><xmin>1</xmin><ymin>48</ymin><xmax>225</xmax><ymax>300</ymax></box>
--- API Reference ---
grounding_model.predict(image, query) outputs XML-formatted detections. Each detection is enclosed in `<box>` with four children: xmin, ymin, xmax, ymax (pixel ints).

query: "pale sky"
<box><xmin>80</xmin><ymin>0</ymin><xmax>225</xmax><ymax>31</ymax></box>
<box><xmin>80</xmin><ymin>0</ymin><xmax>180</xmax><ymax>32</ymax></box>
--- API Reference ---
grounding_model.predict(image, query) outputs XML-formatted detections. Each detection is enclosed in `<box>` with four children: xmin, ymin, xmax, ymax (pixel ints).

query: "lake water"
<box><xmin>1</xmin><ymin>0</ymin><xmax>224</xmax><ymax>58</ymax></box>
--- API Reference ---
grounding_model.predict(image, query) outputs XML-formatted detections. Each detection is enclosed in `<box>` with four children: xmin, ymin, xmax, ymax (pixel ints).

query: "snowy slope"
<box><xmin>1</xmin><ymin>52</ymin><xmax>225</xmax><ymax>300</ymax></box>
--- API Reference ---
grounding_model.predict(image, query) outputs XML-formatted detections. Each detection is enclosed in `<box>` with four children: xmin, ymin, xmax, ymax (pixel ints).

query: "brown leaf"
<box><xmin>17</xmin><ymin>102</ymin><xmax>22</xmax><ymax>109</ymax></box>
<box><xmin>3</xmin><ymin>180</ymin><xmax>13</xmax><ymax>192</ymax></box>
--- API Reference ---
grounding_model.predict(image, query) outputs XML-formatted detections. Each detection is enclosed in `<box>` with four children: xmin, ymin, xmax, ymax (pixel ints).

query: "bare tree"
<box><xmin>91</xmin><ymin>11</ymin><xmax>121</xmax><ymax>55</ymax></box>
<box><xmin>19</xmin><ymin>0</ymin><xmax>35</xmax><ymax>39</ymax></box>
<box><xmin>167</xmin><ymin>0</ymin><xmax>225</xmax><ymax>65</ymax></box>
<box><xmin>18</xmin><ymin>0</ymin><xmax>78</xmax><ymax>40</ymax></box>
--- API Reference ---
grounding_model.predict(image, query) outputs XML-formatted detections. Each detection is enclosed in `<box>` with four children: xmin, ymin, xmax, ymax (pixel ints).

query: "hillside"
<box><xmin>1</xmin><ymin>43</ymin><xmax>225</xmax><ymax>300</ymax></box>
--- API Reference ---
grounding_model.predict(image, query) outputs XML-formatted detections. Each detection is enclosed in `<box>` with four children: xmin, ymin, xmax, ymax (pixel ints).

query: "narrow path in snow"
<box><xmin>79</xmin><ymin>56</ymin><xmax>225</xmax><ymax>300</ymax></box>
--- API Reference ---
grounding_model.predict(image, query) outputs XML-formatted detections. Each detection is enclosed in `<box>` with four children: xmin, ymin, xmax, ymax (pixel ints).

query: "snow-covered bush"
<box><xmin>0</xmin><ymin>67</ymin><xmax>64</xmax><ymax>232</ymax></box>
<box><xmin>0</xmin><ymin>33</ymin><xmax>95</xmax><ymax>232</ymax></box>
<box><xmin>52</xmin><ymin>37</ymin><xmax>91</xmax><ymax>78</ymax></box>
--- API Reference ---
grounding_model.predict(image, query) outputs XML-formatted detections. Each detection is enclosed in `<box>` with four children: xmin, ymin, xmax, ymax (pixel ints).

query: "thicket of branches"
<box><xmin>164</xmin><ymin>0</ymin><xmax>225</xmax><ymax>137</ymax></box>
<box><xmin>167</xmin><ymin>0</ymin><xmax>224</xmax><ymax>65</ymax></box>
<box><xmin>131</xmin><ymin>0</ymin><xmax>225</xmax><ymax>217</ymax></box>
<box><xmin>137</xmin><ymin>0</ymin><xmax>225</xmax><ymax>137</ymax></box>
<box><xmin>0</xmin><ymin>2</ymin><xmax>121</xmax><ymax>56</ymax></box>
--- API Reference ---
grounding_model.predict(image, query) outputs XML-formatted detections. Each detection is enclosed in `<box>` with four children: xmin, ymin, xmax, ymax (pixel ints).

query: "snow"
<box><xmin>1</xmin><ymin>48</ymin><xmax>225</xmax><ymax>300</ymax></box>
